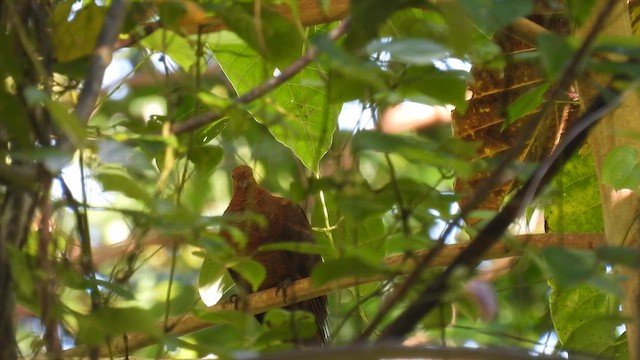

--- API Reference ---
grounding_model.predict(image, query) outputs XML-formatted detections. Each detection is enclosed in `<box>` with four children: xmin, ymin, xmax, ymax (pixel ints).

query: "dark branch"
<box><xmin>75</xmin><ymin>0</ymin><xmax>128</xmax><ymax>123</ymax></box>
<box><xmin>377</xmin><ymin>85</ymin><xmax>627</xmax><ymax>340</ymax></box>
<box><xmin>356</xmin><ymin>0</ymin><xmax>620</xmax><ymax>341</ymax></box>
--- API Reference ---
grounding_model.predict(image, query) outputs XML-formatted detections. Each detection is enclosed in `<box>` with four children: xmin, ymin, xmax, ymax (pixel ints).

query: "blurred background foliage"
<box><xmin>2</xmin><ymin>0</ymin><xmax>639</xmax><ymax>358</ymax></box>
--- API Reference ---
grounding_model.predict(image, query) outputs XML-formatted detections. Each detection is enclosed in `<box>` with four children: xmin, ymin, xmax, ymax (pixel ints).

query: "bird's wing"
<box><xmin>278</xmin><ymin>199</ymin><xmax>321</xmax><ymax>276</ymax></box>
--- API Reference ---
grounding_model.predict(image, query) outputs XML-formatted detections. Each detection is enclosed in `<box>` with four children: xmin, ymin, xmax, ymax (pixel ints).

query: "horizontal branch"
<box><xmin>63</xmin><ymin>233</ymin><xmax>603</xmax><ymax>357</ymax></box>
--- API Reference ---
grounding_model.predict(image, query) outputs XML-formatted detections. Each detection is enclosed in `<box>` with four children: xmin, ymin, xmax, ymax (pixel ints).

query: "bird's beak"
<box><xmin>240</xmin><ymin>179</ymin><xmax>249</xmax><ymax>190</ymax></box>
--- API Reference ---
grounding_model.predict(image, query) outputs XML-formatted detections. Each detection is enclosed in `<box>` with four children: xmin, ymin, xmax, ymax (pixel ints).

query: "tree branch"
<box><xmin>74</xmin><ymin>0</ymin><xmax>128</xmax><ymax>123</ymax></box>
<box><xmin>357</xmin><ymin>0</ymin><xmax>619</xmax><ymax>342</ymax></box>
<box><xmin>377</xmin><ymin>49</ymin><xmax>625</xmax><ymax>342</ymax></box>
<box><xmin>63</xmin><ymin>233</ymin><xmax>603</xmax><ymax>356</ymax></box>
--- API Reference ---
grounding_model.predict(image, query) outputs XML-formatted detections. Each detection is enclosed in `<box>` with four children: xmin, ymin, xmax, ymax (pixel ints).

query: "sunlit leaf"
<box><xmin>345</xmin><ymin>0</ymin><xmax>419</xmax><ymax>49</ymax></box>
<box><xmin>257</xmin><ymin>309</ymin><xmax>317</xmax><ymax>345</ymax></box>
<box><xmin>564</xmin><ymin>317</ymin><xmax>627</xmax><ymax>358</ymax></box>
<box><xmin>52</xmin><ymin>1</ymin><xmax>106</xmax><ymax>62</ymax></box>
<box><xmin>140</xmin><ymin>29</ymin><xmax>195</xmax><ymax>71</ymax></box>
<box><xmin>542</xmin><ymin>247</ymin><xmax>597</xmax><ymax>287</ymax></box>
<box><xmin>367</xmin><ymin>38</ymin><xmax>450</xmax><ymax>65</ymax></box>
<box><xmin>188</xmin><ymin>145</ymin><xmax>223</xmax><ymax>175</ymax></box>
<box><xmin>24</xmin><ymin>88</ymin><xmax>85</xmax><ymax>148</ymax></box>
<box><xmin>396</xmin><ymin>66</ymin><xmax>469</xmax><ymax>110</ymax></box>
<box><xmin>76</xmin><ymin>307</ymin><xmax>162</xmax><ymax>345</ymax></box>
<box><xmin>602</xmin><ymin>145</ymin><xmax>640</xmax><ymax>190</ymax></box>
<box><xmin>198</xmin><ymin>258</ymin><xmax>228</xmax><ymax>306</ymax></box>
<box><xmin>352</xmin><ymin>131</ymin><xmax>479</xmax><ymax>177</ymax></box>
<box><xmin>567</xmin><ymin>0</ymin><xmax>597</xmax><ymax>26</ymax></box>
<box><xmin>213</xmin><ymin>3</ymin><xmax>303</xmax><ymax>68</ymax></box>
<box><xmin>194</xmin><ymin>309</ymin><xmax>261</xmax><ymax>339</ymax></box>
<box><xmin>549</xmin><ymin>281</ymin><xmax>621</xmax><ymax>347</ymax></box>
<box><xmin>94</xmin><ymin>172</ymin><xmax>153</xmax><ymax>206</ymax></box>
<box><xmin>538</xmin><ymin>33</ymin><xmax>579</xmax><ymax>81</ymax></box>
<box><xmin>459</xmin><ymin>0</ymin><xmax>533</xmax><ymax>34</ymax></box>
<box><xmin>547</xmin><ymin>146</ymin><xmax>603</xmax><ymax>232</ymax></box>
<box><xmin>258</xmin><ymin>242</ymin><xmax>324</xmax><ymax>254</ymax></box>
<box><xmin>231</xmin><ymin>258</ymin><xmax>266</xmax><ymax>292</ymax></box>
<box><xmin>211</xmin><ymin>38</ymin><xmax>338</xmax><ymax>171</ymax></box>
<box><xmin>312</xmin><ymin>257</ymin><xmax>385</xmax><ymax>286</ymax></box>
<box><xmin>505</xmin><ymin>83</ymin><xmax>549</xmax><ymax>128</ymax></box>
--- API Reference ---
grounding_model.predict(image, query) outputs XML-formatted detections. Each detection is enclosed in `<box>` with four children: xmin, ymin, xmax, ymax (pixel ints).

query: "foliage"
<box><xmin>1</xmin><ymin>0</ymin><xmax>640</xmax><ymax>359</ymax></box>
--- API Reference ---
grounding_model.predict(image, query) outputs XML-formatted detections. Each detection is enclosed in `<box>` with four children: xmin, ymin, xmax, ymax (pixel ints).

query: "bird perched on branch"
<box><xmin>223</xmin><ymin>165</ymin><xmax>328</xmax><ymax>346</ymax></box>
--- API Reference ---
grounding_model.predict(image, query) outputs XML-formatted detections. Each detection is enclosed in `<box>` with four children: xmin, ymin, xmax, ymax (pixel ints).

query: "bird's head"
<box><xmin>231</xmin><ymin>165</ymin><xmax>257</xmax><ymax>191</ymax></box>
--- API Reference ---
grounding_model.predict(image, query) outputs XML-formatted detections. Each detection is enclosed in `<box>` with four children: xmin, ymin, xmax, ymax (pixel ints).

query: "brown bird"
<box><xmin>223</xmin><ymin>165</ymin><xmax>328</xmax><ymax>346</ymax></box>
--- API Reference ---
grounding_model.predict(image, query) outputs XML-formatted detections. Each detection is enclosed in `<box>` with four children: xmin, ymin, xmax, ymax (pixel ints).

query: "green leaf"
<box><xmin>94</xmin><ymin>172</ymin><xmax>153</xmax><ymax>206</ymax></box>
<box><xmin>594</xmin><ymin>36</ymin><xmax>640</xmax><ymax>58</ymax></box>
<box><xmin>97</xmin><ymin>139</ymin><xmax>155</xmax><ymax>172</ymax></box>
<box><xmin>596</xmin><ymin>245</ymin><xmax>640</xmax><ymax>268</ymax></box>
<box><xmin>345</xmin><ymin>0</ymin><xmax>420</xmax><ymax>49</ymax></box>
<box><xmin>188</xmin><ymin>145</ymin><xmax>223</xmax><ymax>175</ymax></box>
<box><xmin>352</xmin><ymin>131</ymin><xmax>479</xmax><ymax>177</ymax></box>
<box><xmin>396</xmin><ymin>66</ymin><xmax>469</xmax><ymax>110</ymax></box>
<box><xmin>505</xmin><ymin>83</ymin><xmax>549</xmax><ymax>128</ymax></box>
<box><xmin>213</xmin><ymin>3</ymin><xmax>303</xmax><ymax>67</ymax></box>
<box><xmin>257</xmin><ymin>309</ymin><xmax>318</xmax><ymax>344</ymax></box>
<box><xmin>567</xmin><ymin>0</ymin><xmax>597</xmax><ymax>26</ymax></box>
<box><xmin>312</xmin><ymin>257</ymin><xmax>385</xmax><ymax>286</ymax></box>
<box><xmin>194</xmin><ymin>309</ymin><xmax>261</xmax><ymax>337</ymax></box>
<box><xmin>25</xmin><ymin>88</ymin><xmax>86</xmax><ymax>148</ymax></box>
<box><xmin>459</xmin><ymin>0</ymin><xmax>533</xmax><ymax>35</ymax></box>
<box><xmin>140</xmin><ymin>29</ymin><xmax>195</xmax><ymax>71</ymax></box>
<box><xmin>421</xmin><ymin>303</ymin><xmax>454</xmax><ymax>329</ymax></box>
<box><xmin>602</xmin><ymin>145</ymin><xmax>640</xmax><ymax>190</ymax></box>
<box><xmin>538</xmin><ymin>33</ymin><xmax>579</xmax><ymax>81</ymax></box>
<box><xmin>52</xmin><ymin>1</ymin><xmax>106</xmax><ymax>62</ymax></box>
<box><xmin>0</xmin><ymin>92</ymin><xmax>30</xmax><ymax>148</ymax></box>
<box><xmin>549</xmin><ymin>281</ymin><xmax>620</xmax><ymax>346</ymax></box>
<box><xmin>315</xmin><ymin>36</ymin><xmax>388</xmax><ymax>102</ymax></box>
<box><xmin>367</xmin><ymin>38</ymin><xmax>449</xmax><ymax>65</ymax></box>
<box><xmin>47</xmin><ymin>101</ymin><xmax>86</xmax><ymax>148</ymax></box>
<box><xmin>7</xmin><ymin>246</ymin><xmax>36</xmax><ymax>300</ymax></box>
<box><xmin>231</xmin><ymin>258</ymin><xmax>266</xmax><ymax>292</ymax></box>
<box><xmin>198</xmin><ymin>258</ymin><xmax>227</xmax><ymax>306</ymax></box>
<box><xmin>258</xmin><ymin>242</ymin><xmax>324</xmax><ymax>254</ymax></box>
<box><xmin>547</xmin><ymin>146</ymin><xmax>603</xmax><ymax>232</ymax></box>
<box><xmin>542</xmin><ymin>247</ymin><xmax>597</xmax><ymax>287</ymax></box>
<box><xmin>211</xmin><ymin>39</ymin><xmax>338</xmax><ymax>171</ymax></box>
<box><xmin>76</xmin><ymin>307</ymin><xmax>162</xmax><ymax>345</ymax></box>
<box><xmin>564</xmin><ymin>317</ymin><xmax>627</xmax><ymax>358</ymax></box>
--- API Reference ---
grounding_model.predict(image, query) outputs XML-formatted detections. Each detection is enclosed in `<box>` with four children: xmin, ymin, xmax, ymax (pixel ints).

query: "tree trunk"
<box><xmin>581</xmin><ymin>1</ymin><xmax>640</xmax><ymax>358</ymax></box>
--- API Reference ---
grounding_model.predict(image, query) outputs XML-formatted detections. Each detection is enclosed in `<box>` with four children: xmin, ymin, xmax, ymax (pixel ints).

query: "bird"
<box><xmin>223</xmin><ymin>165</ymin><xmax>328</xmax><ymax>346</ymax></box>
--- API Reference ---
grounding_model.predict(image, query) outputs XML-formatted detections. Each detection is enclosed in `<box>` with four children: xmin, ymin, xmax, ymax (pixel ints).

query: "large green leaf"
<box><xmin>549</xmin><ymin>282</ymin><xmax>624</xmax><ymax>357</ymax></box>
<box><xmin>546</xmin><ymin>146</ymin><xmax>603</xmax><ymax>232</ymax></box>
<box><xmin>352</xmin><ymin>131</ymin><xmax>480</xmax><ymax>177</ymax></box>
<box><xmin>602</xmin><ymin>145</ymin><xmax>640</xmax><ymax>191</ymax></box>
<box><xmin>94</xmin><ymin>171</ymin><xmax>153</xmax><ymax>206</ymax></box>
<box><xmin>52</xmin><ymin>1</ymin><xmax>106</xmax><ymax>62</ymax></box>
<box><xmin>76</xmin><ymin>307</ymin><xmax>162</xmax><ymax>345</ymax></box>
<box><xmin>458</xmin><ymin>0</ymin><xmax>533</xmax><ymax>35</ymax></box>
<box><xmin>231</xmin><ymin>258</ymin><xmax>266</xmax><ymax>292</ymax></box>
<box><xmin>209</xmin><ymin>33</ymin><xmax>338</xmax><ymax>171</ymax></box>
<box><xmin>213</xmin><ymin>2</ymin><xmax>303</xmax><ymax>68</ymax></box>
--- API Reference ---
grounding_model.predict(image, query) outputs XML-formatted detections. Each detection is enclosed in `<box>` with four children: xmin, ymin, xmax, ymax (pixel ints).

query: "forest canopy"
<box><xmin>1</xmin><ymin>0</ymin><xmax>640</xmax><ymax>359</ymax></box>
